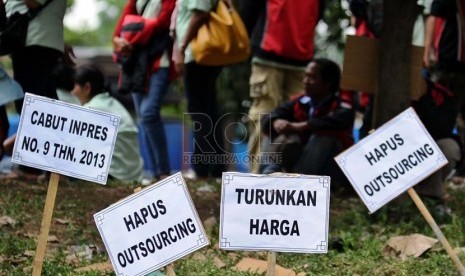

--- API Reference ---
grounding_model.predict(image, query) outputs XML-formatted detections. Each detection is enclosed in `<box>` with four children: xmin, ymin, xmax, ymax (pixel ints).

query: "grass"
<box><xmin>0</xmin><ymin>177</ymin><xmax>464</xmax><ymax>275</ymax></box>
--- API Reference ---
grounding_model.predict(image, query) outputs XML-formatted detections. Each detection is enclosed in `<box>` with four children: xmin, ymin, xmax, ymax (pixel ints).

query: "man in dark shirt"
<box><xmin>260</xmin><ymin>59</ymin><xmax>354</xmax><ymax>184</ymax></box>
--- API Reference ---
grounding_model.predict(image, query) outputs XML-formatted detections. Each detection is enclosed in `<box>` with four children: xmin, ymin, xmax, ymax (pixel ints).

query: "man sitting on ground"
<box><xmin>260</xmin><ymin>58</ymin><xmax>354</xmax><ymax>187</ymax></box>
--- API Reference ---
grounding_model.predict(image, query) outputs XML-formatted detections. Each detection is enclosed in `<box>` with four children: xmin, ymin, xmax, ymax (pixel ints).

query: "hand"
<box><xmin>423</xmin><ymin>55</ymin><xmax>431</xmax><ymax>70</ymax></box>
<box><xmin>63</xmin><ymin>43</ymin><xmax>76</xmax><ymax>66</ymax></box>
<box><xmin>273</xmin><ymin>119</ymin><xmax>291</xmax><ymax>133</ymax></box>
<box><xmin>289</xmin><ymin>121</ymin><xmax>310</xmax><ymax>133</ymax></box>
<box><xmin>113</xmin><ymin>37</ymin><xmax>132</xmax><ymax>54</ymax></box>
<box><xmin>174</xmin><ymin>45</ymin><xmax>186</xmax><ymax>76</ymax></box>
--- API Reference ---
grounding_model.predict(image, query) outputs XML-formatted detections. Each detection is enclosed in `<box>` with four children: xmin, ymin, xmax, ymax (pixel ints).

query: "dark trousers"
<box><xmin>12</xmin><ymin>46</ymin><xmax>61</xmax><ymax>174</ymax></box>
<box><xmin>184</xmin><ymin>62</ymin><xmax>224</xmax><ymax>178</ymax></box>
<box><xmin>262</xmin><ymin>133</ymin><xmax>348</xmax><ymax>187</ymax></box>
<box><xmin>12</xmin><ymin>46</ymin><xmax>61</xmax><ymax>113</ymax></box>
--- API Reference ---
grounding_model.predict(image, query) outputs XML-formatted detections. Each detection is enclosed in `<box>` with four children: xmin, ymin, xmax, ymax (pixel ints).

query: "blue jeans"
<box><xmin>132</xmin><ymin>68</ymin><xmax>171</xmax><ymax>177</ymax></box>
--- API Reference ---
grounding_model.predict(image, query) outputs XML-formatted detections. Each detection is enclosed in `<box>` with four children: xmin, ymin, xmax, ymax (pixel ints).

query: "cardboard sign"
<box><xmin>335</xmin><ymin>107</ymin><xmax>447</xmax><ymax>213</ymax></box>
<box><xmin>94</xmin><ymin>173</ymin><xmax>209</xmax><ymax>276</ymax></box>
<box><xmin>11</xmin><ymin>93</ymin><xmax>119</xmax><ymax>184</ymax></box>
<box><xmin>220</xmin><ymin>172</ymin><xmax>330</xmax><ymax>253</ymax></box>
<box><xmin>341</xmin><ymin>35</ymin><xmax>426</xmax><ymax>100</ymax></box>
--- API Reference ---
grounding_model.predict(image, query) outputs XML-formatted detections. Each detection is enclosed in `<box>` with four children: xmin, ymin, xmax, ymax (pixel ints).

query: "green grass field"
<box><xmin>0</xmin><ymin>177</ymin><xmax>463</xmax><ymax>275</ymax></box>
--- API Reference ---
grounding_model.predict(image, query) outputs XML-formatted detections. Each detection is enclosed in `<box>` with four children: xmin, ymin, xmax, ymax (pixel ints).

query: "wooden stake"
<box><xmin>166</xmin><ymin>263</ymin><xmax>176</xmax><ymax>276</ymax></box>
<box><xmin>32</xmin><ymin>173</ymin><xmax>60</xmax><ymax>276</ymax></box>
<box><xmin>267</xmin><ymin>251</ymin><xmax>276</xmax><ymax>276</ymax></box>
<box><xmin>407</xmin><ymin>188</ymin><xmax>465</xmax><ymax>275</ymax></box>
<box><xmin>133</xmin><ymin>186</ymin><xmax>176</xmax><ymax>276</ymax></box>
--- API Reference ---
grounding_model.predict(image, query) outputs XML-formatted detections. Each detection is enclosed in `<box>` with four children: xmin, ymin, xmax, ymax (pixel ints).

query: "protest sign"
<box><xmin>335</xmin><ymin>107</ymin><xmax>447</xmax><ymax>213</ymax></box>
<box><xmin>94</xmin><ymin>173</ymin><xmax>209</xmax><ymax>276</ymax></box>
<box><xmin>220</xmin><ymin>172</ymin><xmax>330</xmax><ymax>253</ymax></box>
<box><xmin>12</xmin><ymin>93</ymin><xmax>119</xmax><ymax>184</ymax></box>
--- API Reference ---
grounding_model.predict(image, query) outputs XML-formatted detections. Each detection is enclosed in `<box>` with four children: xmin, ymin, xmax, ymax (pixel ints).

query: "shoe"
<box><xmin>140</xmin><ymin>177</ymin><xmax>156</xmax><ymax>186</ymax></box>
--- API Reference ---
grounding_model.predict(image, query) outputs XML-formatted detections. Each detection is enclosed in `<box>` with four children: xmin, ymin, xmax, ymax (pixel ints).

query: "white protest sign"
<box><xmin>94</xmin><ymin>173</ymin><xmax>209</xmax><ymax>276</ymax></box>
<box><xmin>335</xmin><ymin>107</ymin><xmax>447</xmax><ymax>213</ymax></box>
<box><xmin>220</xmin><ymin>172</ymin><xmax>330</xmax><ymax>253</ymax></box>
<box><xmin>12</xmin><ymin>93</ymin><xmax>119</xmax><ymax>184</ymax></box>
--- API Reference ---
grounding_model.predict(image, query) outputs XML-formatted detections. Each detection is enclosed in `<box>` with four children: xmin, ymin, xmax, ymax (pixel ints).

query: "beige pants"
<box><xmin>247</xmin><ymin>63</ymin><xmax>304</xmax><ymax>173</ymax></box>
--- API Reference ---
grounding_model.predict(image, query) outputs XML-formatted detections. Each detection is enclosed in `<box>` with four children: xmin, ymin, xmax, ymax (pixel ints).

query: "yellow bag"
<box><xmin>192</xmin><ymin>0</ymin><xmax>250</xmax><ymax>66</ymax></box>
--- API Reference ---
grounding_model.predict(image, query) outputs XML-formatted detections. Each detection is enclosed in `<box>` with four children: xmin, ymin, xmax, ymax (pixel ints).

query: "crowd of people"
<box><xmin>0</xmin><ymin>0</ymin><xmax>463</xmax><ymax>212</ymax></box>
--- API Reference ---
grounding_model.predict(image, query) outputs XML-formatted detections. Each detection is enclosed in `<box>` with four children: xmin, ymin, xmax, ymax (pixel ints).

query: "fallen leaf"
<box><xmin>227</xmin><ymin>253</ymin><xmax>238</xmax><ymax>261</ymax></box>
<box><xmin>75</xmin><ymin>262</ymin><xmax>113</xmax><ymax>272</ymax></box>
<box><xmin>191</xmin><ymin>252</ymin><xmax>207</xmax><ymax>261</ymax></box>
<box><xmin>234</xmin><ymin>257</ymin><xmax>296</xmax><ymax>276</ymax></box>
<box><xmin>20</xmin><ymin>232</ymin><xmax>37</xmax><ymax>238</ymax></box>
<box><xmin>66</xmin><ymin>245</ymin><xmax>94</xmax><ymax>263</ymax></box>
<box><xmin>0</xmin><ymin>216</ymin><xmax>16</xmax><ymax>227</ymax></box>
<box><xmin>0</xmin><ymin>255</ymin><xmax>5</xmax><ymax>263</ymax></box>
<box><xmin>382</xmin><ymin>234</ymin><xmax>438</xmax><ymax>260</ymax></box>
<box><xmin>22</xmin><ymin>265</ymin><xmax>32</xmax><ymax>274</ymax></box>
<box><xmin>47</xmin><ymin>235</ymin><xmax>59</xmax><ymax>243</ymax></box>
<box><xmin>455</xmin><ymin>247</ymin><xmax>465</xmax><ymax>255</ymax></box>
<box><xmin>213</xmin><ymin>256</ymin><xmax>226</xmax><ymax>268</ymax></box>
<box><xmin>203</xmin><ymin>216</ymin><xmax>217</xmax><ymax>232</ymax></box>
<box><xmin>54</xmin><ymin>218</ymin><xmax>71</xmax><ymax>225</ymax></box>
<box><xmin>23</xmin><ymin>250</ymin><xmax>35</xmax><ymax>257</ymax></box>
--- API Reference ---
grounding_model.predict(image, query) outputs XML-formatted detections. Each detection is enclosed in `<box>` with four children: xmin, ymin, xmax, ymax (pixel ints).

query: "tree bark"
<box><xmin>373</xmin><ymin>0</ymin><xmax>420</xmax><ymax>127</ymax></box>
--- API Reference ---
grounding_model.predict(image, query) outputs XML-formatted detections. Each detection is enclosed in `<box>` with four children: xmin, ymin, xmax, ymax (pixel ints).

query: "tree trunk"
<box><xmin>373</xmin><ymin>0</ymin><xmax>420</xmax><ymax>127</ymax></box>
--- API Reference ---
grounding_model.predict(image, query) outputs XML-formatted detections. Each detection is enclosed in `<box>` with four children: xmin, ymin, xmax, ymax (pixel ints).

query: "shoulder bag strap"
<box><xmin>138</xmin><ymin>0</ymin><xmax>151</xmax><ymax>16</ymax></box>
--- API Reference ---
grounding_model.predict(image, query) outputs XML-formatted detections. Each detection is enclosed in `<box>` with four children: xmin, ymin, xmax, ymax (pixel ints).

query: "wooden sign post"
<box><xmin>335</xmin><ymin>108</ymin><xmax>465</xmax><ymax>274</ymax></box>
<box><xmin>12</xmin><ymin>93</ymin><xmax>120</xmax><ymax>274</ymax></box>
<box><xmin>267</xmin><ymin>251</ymin><xmax>276</xmax><ymax>276</ymax></box>
<box><xmin>32</xmin><ymin>173</ymin><xmax>60</xmax><ymax>276</ymax></box>
<box><xmin>407</xmin><ymin>188</ymin><xmax>465</xmax><ymax>275</ymax></box>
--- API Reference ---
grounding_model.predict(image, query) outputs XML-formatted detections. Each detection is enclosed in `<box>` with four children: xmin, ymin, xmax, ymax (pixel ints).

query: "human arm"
<box><xmin>307</xmin><ymin>103</ymin><xmax>355</xmax><ymax>132</ymax></box>
<box><xmin>127</xmin><ymin>0</ymin><xmax>176</xmax><ymax>45</ymax></box>
<box><xmin>63</xmin><ymin>43</ymin><xmax>76</xmax><ymax>66</ymax></box>
<box><xmin>261</xmin><ymin>99</ymin><xmax>302</xmax><ymax>137</ymax></box>
<box><xmin>423</xmin><ymin>15</ymin><xmax>436</xmax><ymax>68</ymax></box>
<box><xmin>175</xmin><ymin>8</ymin><xmax>209</xmax><ymax>75</ymax></box>
<box><xmin>112</xmin><ymin>0</ymin><xmax>137</xmax><ymax>53</ymax></box>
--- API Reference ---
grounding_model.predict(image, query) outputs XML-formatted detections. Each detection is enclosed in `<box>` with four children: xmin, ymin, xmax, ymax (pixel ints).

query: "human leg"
<box><xmin>260</xmin><ymin>134</ymin><xmax>302</xmax><ymax>174</ymax></box>
<box><xmin>247</xmin><ymin>63</ymin><xmax>285</xmax><ymax>173</ymax></box>
<box><xmin>293</xmin><ymin>135</ymin><xmax>344</xmax><ymax>178</ymax></box>
<box><xmin>415</xmin><ymin>138</ymin><xmax>461</xmax><ymax>199</ymax></box>
<box><xmin>135</xmin><ymin>68</ymin><xmax>171</xmax><ymax>177</ymax></box>
<box><xmin>184</xmin><ymin>62</ymin><xmax>223</xmax><ymax>177</ymax></box>
<box><xmin>11</xmin><ymin>46</ymin><xmax>61</xmax><ymax>175</ymax></box>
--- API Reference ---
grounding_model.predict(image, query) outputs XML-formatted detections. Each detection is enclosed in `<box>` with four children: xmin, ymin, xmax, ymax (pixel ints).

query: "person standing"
<box><xmin>173</xmin><ymin>0</ymin><xmax>225</xmax><ymax>179</ymax></box>
<box><xmin>3</xmin><ymin>0</ymin><xmax>73</xmax><ymax>179</ymax></box>
<box><xmin>239</xmin><ymin>0</ymin><xmax>325</xmax><ymax>173</ymax></box>
<box><xmin>113</xmin><ymin>0</ymin><xmax>175</xmax><ymax>182</ymax></box>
